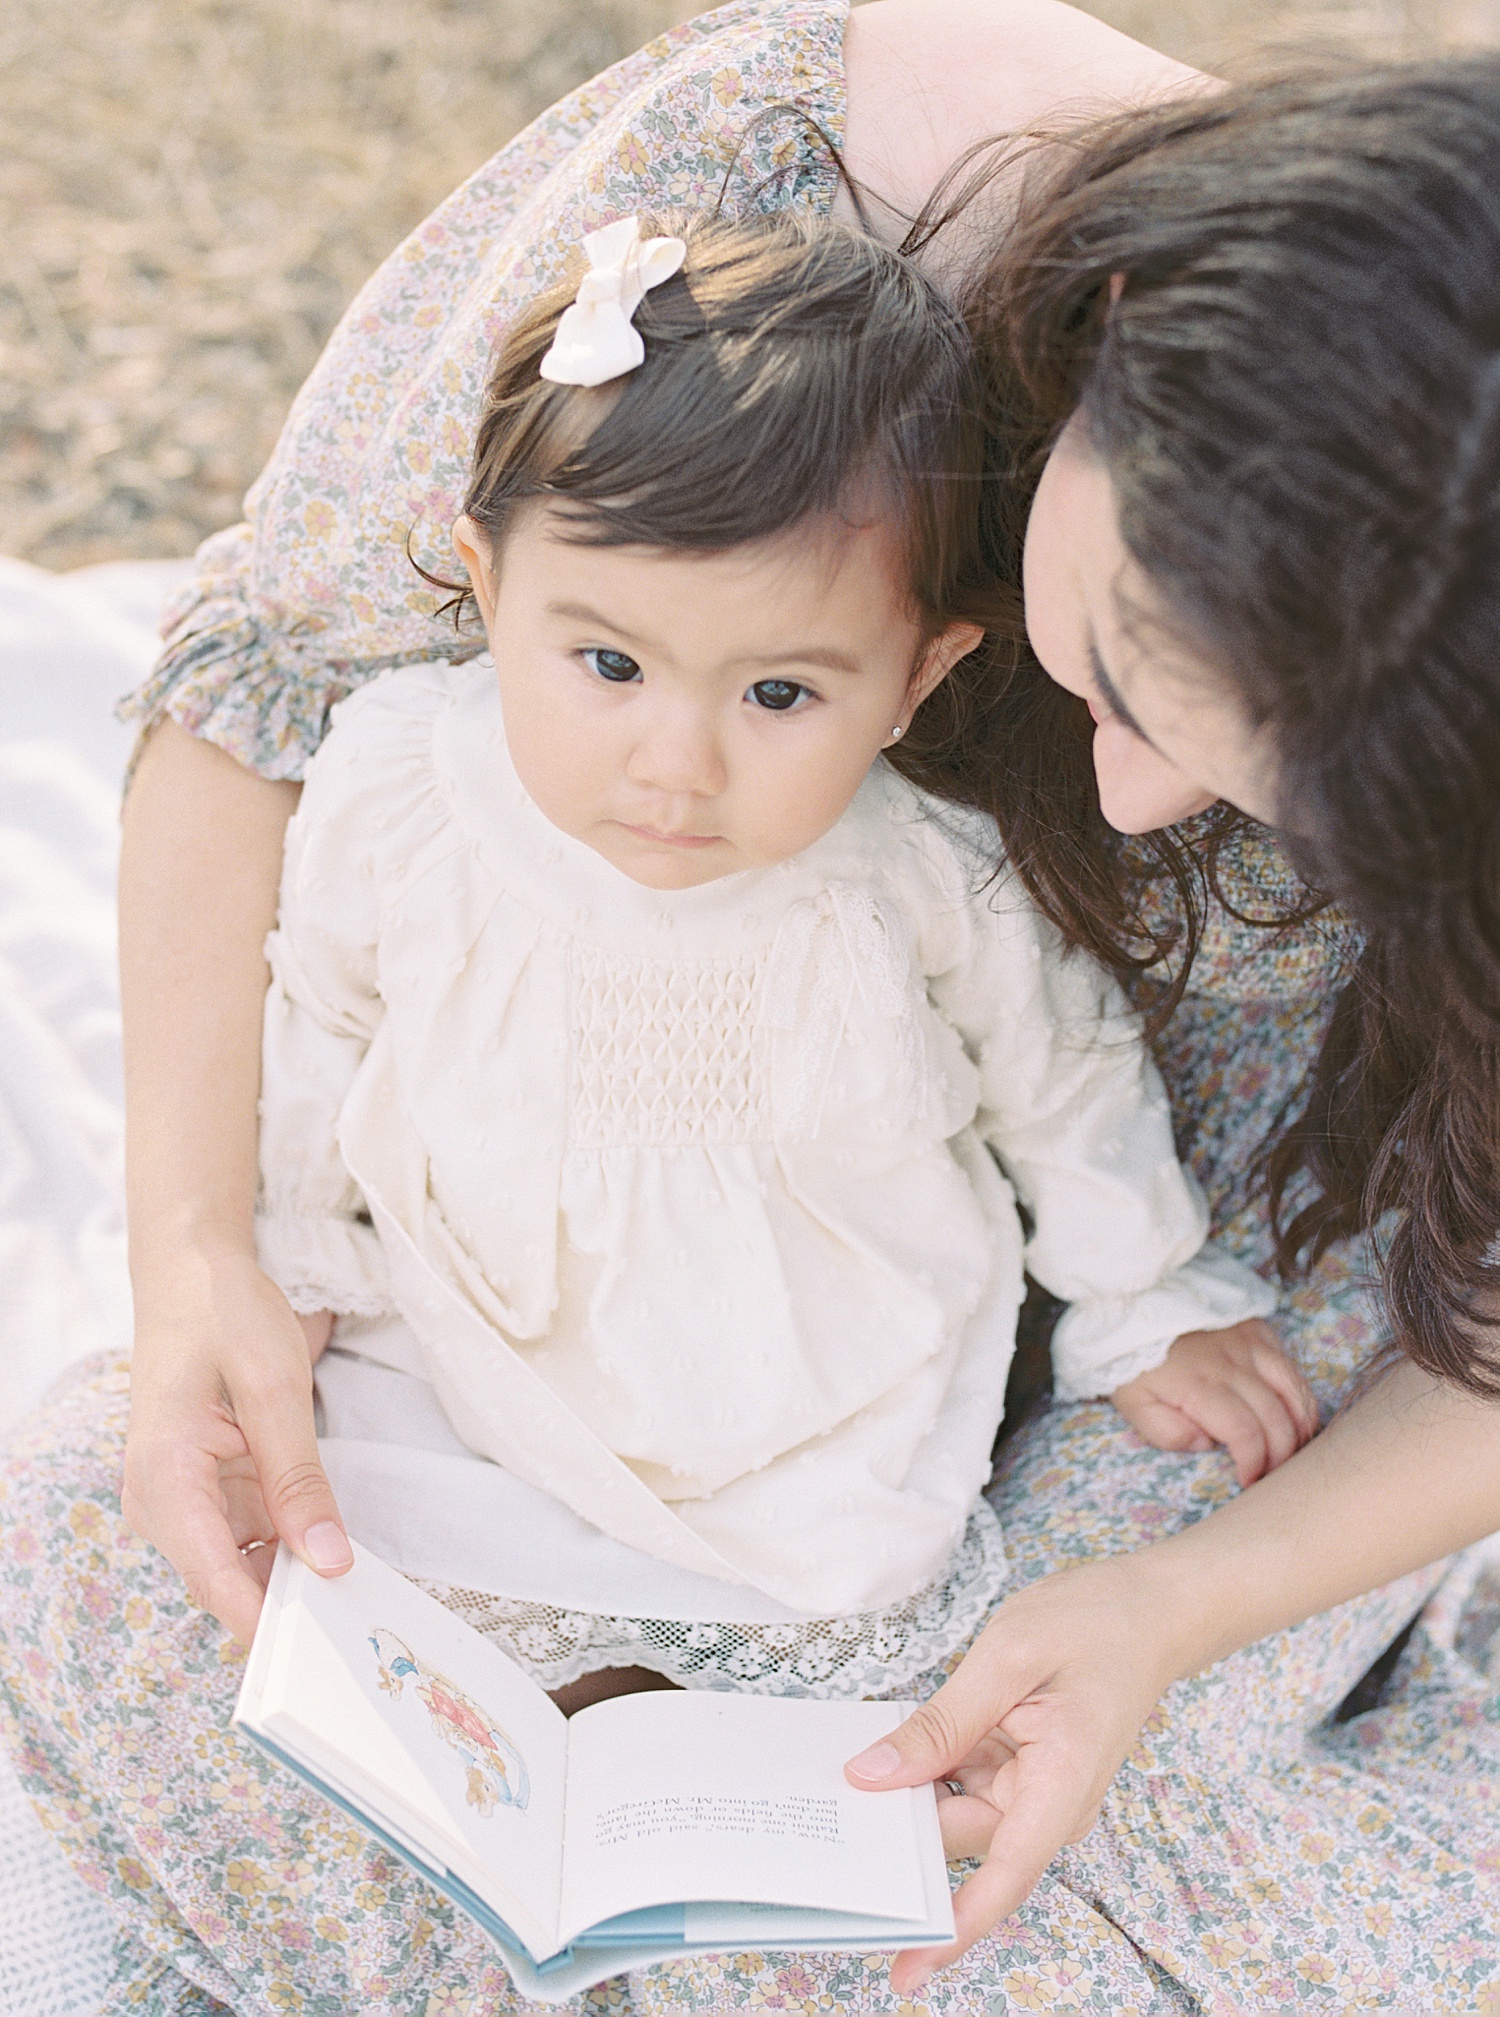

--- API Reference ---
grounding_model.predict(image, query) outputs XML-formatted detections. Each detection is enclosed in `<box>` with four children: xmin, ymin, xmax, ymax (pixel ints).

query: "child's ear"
<box><xmin>452</xmin><ymin>514</ymin><xmax>500</xmax><ymax>631</ymax></box>
<box><xmin>908</xmin><ymin>621</ymin><xmax>985</xmax><ymax>713</ymax></box>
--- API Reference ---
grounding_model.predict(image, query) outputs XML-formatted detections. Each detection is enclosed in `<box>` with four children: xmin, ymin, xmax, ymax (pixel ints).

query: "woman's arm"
<box><xmin>848</xmin><ymin>1356</ymin><xmax>1500</xmax><ymax>1992</ymax></box>
<box><xmin>1129</xmin><ymin>1355</ymin><xmax>1500</xmax><ymax>1659</ymax></box>
<box><xmin>840</xmin><ymin>0</ymin><xmax>1202</xmax><ymax>245</ymax></box>
<box><xmin>119</xmin><ymin>721</ymin><xmax>352</xmax><ymax>1646</ymax></box>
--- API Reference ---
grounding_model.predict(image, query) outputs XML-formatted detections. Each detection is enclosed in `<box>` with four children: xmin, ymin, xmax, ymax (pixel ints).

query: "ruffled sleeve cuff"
<box><xmin>1050</xmin><ymin>1245</ymin><xmax>1277</xmax><ymax>1402</ymax></box>
<box><xmin>255</xmin><ymin>1210</ymin><xmax>392</xmax><ymax>1319</ymax></box>
<box><xmin>117</xmin><ymin>522</ymin><xmax>449</xmax><ymax>785</ymax></box>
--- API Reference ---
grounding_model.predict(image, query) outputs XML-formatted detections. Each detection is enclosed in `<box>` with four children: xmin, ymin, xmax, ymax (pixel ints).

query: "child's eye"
<box><xmin>748</xmin><ymin>679</ymin><xmax>809</xmax><ymax>713</ymax></box>
<box><xmin>582</xmin><ymin>647</ymin><xmax>641</xmax><ymax>683</ymax></box>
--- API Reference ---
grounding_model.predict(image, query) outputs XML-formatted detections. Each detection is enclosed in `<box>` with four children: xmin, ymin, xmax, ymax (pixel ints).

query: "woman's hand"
<box><xmin>1111</xmin><ymin>1318</ymin><xmax>1319</xmax><ymax>1485</ymax></box>
<box><xmin>845</xmin><ymin>1554</ymin><xmax>1179</xmax><ymax>1995</ymax></box>
<box><xmin>123</xmin><ymin>1243</ymin><xmax>350</xmax><ymax>1646</ymax></box>
<box><xmin>846</xmin><ymin>1357</ymin><xmax>1500</xmax><ymax>1994</ymax></box>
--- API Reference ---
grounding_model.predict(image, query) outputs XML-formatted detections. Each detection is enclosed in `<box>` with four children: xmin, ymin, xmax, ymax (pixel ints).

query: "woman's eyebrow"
<box><xmin>1088</xmin><ymin>638</ymin><xmax>1158</xmax><ymax>749</ymax></box>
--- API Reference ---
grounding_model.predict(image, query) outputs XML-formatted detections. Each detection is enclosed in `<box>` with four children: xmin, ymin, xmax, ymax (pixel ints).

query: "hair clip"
<box><xmin>539</xmin><ymin>216</ymin><xmax>687</xmax><ymax>389</ymax></box>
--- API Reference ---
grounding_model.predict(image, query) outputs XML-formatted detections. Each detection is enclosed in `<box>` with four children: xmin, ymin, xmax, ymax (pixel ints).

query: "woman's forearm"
<box><xmin>1143</xmin><ymin>1357</ymin><xmax>1500</xmax><ymax>1677</ymax></box>
<box><xmin>841</xmin><ymin>0</ymin><xmax>1201</xmax><ymax>243</ymax></box>
<box><xmin>118</xmin><ymin>723</ymin><xmax>353</xmax><ymax>1639</ymax></box>
<box><xmin>120</xmin><ymin>720</ymin><xmax>298</xmax><ymax>1277</ymax></box>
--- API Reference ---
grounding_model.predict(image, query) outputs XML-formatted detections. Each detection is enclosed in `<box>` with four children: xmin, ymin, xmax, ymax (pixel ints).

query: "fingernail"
<box><xmin>303</xmin><ymin>1521</ymin><xmax>353</xmax><ymax>1573</ymax></box>
<box><xmin>850</xmin><ymin>1741</ymin><xmax>902</xmax><ymax>1781</ymax></box>
<box><xmin>907</xmin><ymin>1966</ymin><xmax>933</xmax><ymax>1994</ymax></box>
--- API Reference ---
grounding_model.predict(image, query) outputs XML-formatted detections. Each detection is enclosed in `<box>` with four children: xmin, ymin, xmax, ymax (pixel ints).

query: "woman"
<box><xmin>850</xmin><ymin>60</ymin><xmax>1500</xmax><ymax>1998</ymax></box>
<box><xmin>1</xmin><ymin>1</ymin><xmax>1496</xmax><ymax>2009</ymax></box>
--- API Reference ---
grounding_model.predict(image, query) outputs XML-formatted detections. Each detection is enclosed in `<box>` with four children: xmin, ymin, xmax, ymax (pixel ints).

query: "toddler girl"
<box><xmin>254</xmin><ymin>212</ymin><xmax>1308</xmax><ymax>1699</ymax></box>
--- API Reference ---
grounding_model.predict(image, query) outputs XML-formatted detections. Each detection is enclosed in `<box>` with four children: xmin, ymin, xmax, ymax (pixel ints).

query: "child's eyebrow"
<box><xmin>1088</xmin><ymin>638</ymin><xmax>1158</xmax><ymax>750</ymax></box>
<box><xmin>546</xmin><ymin>599</ymin><xmax>654</xmax><ymax>649</ymax></box>
<box><xmin>732</xmin><ymin>646</ymin><xmax>863</xmax><ymax>677</ymax></box>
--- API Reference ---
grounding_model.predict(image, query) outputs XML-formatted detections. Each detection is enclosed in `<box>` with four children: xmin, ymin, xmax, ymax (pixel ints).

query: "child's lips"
<box><xmin>619</xmin><ymin>822</ymin><xmax>721</xmax><ymax>849</ymax></box>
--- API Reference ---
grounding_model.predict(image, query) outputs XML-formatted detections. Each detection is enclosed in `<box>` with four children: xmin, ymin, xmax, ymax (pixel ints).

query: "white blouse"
<box><xmin>256</xmin><ymin>660</ymin><xmax>1272</xmax><ymax>1617</ymax></box>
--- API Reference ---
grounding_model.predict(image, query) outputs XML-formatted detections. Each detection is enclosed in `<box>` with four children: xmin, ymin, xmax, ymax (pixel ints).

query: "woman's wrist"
<box><xmin>1092</xmin><ymin>1527</ymin><xmax>1248</xmax><ymax>1685</ymax></box>
<box><xmin>1073</xmin><ymin>1482</ymin><xmax>1361</xmax><ymax>1691</ymax></box>
<box><xmin>131</xmin><ymin>1212</ymin><xmax>253</xmax><ymax>1255</ymax></box>
<box><xmin>1006</xmin><ymin>1501</ymin><xmax>1308</xmax><ymax>1697</ymax></box>
<box><xmin>980</xmin><ymin>1548</ymin><xmax>1200</xmax><ymax>1709</ymax></box>
<box><xmin>127</xmin><ymin>1217</ymin><xmax>263</xmax><ymax>1318</ymax></box>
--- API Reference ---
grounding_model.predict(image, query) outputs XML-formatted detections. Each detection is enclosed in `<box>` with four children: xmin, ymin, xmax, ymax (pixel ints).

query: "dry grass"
<box><xmin>3</xmin><ymin>0</ymin><xmax>1498</xmax><ymax>570</ymax></box>
<box><xmin>0</xmin><ymin>0</ymin><xmax>691</xmax><ymax>567</ymax></box>
<box><xmin>1089</xmin><ymin>0</ymin><xmax>1500</xmax><ymax>66</ymax></box>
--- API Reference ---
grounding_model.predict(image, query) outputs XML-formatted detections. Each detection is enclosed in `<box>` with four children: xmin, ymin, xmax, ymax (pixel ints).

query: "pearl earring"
<box><xmin>889</xmin><ymin>723</ymin><xmax>905</xmax><ymax>742</ymax></box>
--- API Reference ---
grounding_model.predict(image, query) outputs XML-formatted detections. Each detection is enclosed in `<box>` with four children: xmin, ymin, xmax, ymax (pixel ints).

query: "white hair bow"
<box><xmin>538</xmin><ymin>216</ymin><xmax>688</xmax><ymax>389</ymax></box>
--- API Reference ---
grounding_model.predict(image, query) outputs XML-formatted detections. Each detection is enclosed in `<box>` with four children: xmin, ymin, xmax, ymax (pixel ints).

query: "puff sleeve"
<box><xmin>253</xmin><ymin>704</ymin><xmax>390</xmax><ymax>1317</ymax></box>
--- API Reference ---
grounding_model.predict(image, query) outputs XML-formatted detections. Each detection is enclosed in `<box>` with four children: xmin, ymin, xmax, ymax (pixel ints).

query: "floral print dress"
<box><xmin>3</xmin><ymin>3</ymin><xmax>1497</xmax><ymax>2012</ymax></box>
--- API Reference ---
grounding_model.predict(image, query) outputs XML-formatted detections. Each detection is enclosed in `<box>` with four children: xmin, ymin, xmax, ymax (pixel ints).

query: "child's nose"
<box><xmin>627</xmin><ymin>704</ymin><xmax>727</xmax><ymax>798</ymax></box>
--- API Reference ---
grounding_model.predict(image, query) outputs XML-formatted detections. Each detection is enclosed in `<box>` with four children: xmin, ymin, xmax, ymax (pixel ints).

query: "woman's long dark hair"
<box><xmin>933</xmin><ymin>61</ymin><xmax>1500</xmax><ymax>1394</ymax></box>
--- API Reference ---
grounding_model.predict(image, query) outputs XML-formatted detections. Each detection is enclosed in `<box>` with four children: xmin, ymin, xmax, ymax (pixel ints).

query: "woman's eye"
<box><xmin>748</xmin><ymin>679</ymin><xmax>808</xmax><ymax>713</ymax></box>
<box><xmin>582</xmin><ymin>647</ymin><xmax>641</xmax><ymax>683</ymax></box>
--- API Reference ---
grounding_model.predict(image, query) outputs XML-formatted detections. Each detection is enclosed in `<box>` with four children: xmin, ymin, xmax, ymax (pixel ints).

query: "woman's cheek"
<box><xmin>1092</xmin><ymin>716</ymin><xmax>1217</xmax><ymax>834</ymax></box>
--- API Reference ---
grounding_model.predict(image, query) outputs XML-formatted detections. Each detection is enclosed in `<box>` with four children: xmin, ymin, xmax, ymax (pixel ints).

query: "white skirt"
<box><xmin>316</xmin><ymin>1314</ymin><xmax>1010</xmax><ymax>1699</ymax></box>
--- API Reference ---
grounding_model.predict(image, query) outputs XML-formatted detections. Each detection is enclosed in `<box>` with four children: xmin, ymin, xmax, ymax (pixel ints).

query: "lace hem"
<box><xmin>1051</xmin><ymin>1245</ymin><xmax>1277</xmax><ymax>1401</ymax></box>
<box><xmin>417</xmin><ymin>1498</ymin><xmax>1008</xmax><ymax>1700</ymax></box>
<box><xmin>255</xmin><ymin>1210</ymin><xmax>392</xmax><ymax>1320</ymax></box>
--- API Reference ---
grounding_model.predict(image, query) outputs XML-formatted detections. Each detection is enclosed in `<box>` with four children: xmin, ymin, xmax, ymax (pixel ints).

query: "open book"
<box><xmin>234</xmin><ymin>1543</ymin><xmax>955</xmax><ymax>2001</ymax></box>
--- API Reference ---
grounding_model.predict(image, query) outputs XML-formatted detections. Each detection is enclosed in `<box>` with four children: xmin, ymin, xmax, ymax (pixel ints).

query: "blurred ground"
<box><xmin>3</xmin><ymin>0</ymin><xmax>1499</xmax><ymax>570</ymax></box>
<box><xmin>0</xmin><ymin>0</ymin><xmax>694</xmax><ymax>568</ymax></box>
<box><xmin>1096</xmin><ymin>0</ymin><xmax>1500</xmax><ymax>66</ymax></box>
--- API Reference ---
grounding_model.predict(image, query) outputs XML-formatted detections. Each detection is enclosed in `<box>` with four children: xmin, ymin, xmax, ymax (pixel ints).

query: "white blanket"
<box><xmin>0</xmin><ymin>555</ymin><xmax>191</xmax><ymax>2017</ymax></box>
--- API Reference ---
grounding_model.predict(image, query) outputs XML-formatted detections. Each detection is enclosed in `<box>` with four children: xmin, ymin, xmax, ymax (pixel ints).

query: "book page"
<box><xmin>247</xmin><ymin>1547</ymin><xmax>569</xmax><ymax>1956</ymax></box>
<box><xmin>684</xmin><ymin>1771</ymin><xmax>954</xmax><ymax>1947</ymax></box>
<box><xmin>558</xmin><ymin>1693</ymin><xmax>926</xmax><ymax>1944</ymax></box>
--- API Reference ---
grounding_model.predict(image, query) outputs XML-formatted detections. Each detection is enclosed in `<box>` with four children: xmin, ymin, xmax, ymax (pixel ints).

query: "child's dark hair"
<box><xmin>438</xmin><ymin>209</ymin><xmax>1019</xmax><ymax>773</ymax></box>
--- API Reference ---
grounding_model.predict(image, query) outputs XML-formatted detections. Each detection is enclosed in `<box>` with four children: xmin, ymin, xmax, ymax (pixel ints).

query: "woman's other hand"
<box><xmin>123</xmin><ymin>1248</ymin><xmax>351</xmax><ymax>1647</ymax></box>
<box><xmin>846</xmin><ymin>1554</ymin><xmax>1177</xmax><ymax>1996</ymax></box>
<box><xmin>120</xmin><ymin>721</ymin><xmax>350</xmax><ymax>1648</ymax></box>
<box><xmin>1111</xmin><ymin>1318</ymin><xmax>1318</xmax><ymax>1485</ymax></box>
